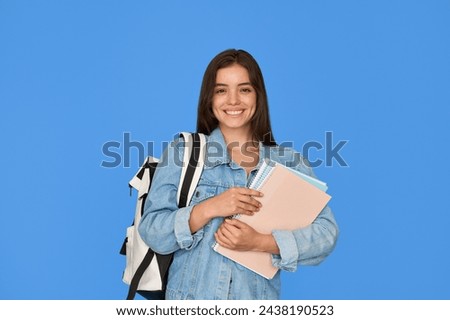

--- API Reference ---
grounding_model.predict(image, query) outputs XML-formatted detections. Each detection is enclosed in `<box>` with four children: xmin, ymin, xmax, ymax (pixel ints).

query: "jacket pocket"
<box><xmin>189</xmin><ymin>178</ymin><xmax>218</xmax><ymax>205</ymax></box>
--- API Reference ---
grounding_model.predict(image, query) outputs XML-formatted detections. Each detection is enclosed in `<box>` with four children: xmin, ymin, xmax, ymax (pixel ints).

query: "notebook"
<box><xmin>213</xmin><ymin>160</ymin><xmax>331</xmax><ymax>279</ymax></box>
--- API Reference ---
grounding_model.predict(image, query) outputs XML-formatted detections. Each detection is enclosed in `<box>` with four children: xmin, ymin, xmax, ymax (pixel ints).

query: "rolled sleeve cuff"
<box><xmin>174</xmin><ymin>206</ymin><xmax>204</xmax><ymax>250</ymax></box>
<box><xmin>271</xmin><ymin>229</ymin><xmax>299</xmax><ymax>272</ymax></box>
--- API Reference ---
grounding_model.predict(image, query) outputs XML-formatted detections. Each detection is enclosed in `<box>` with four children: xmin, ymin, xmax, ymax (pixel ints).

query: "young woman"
<box><xmin>138</xmin><ymin>49</ymin><xmax>339</xmax><ymax>299</ymax></box>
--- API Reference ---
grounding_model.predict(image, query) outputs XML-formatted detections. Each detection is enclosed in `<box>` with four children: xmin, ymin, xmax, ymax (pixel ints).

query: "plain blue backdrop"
<box><xmin>1</xmin><ymin>0</ymin><xmax>449</xmax><ymax>299</ymax></box>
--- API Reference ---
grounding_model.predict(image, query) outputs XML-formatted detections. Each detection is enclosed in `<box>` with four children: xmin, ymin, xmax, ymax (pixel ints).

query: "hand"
<box><xmin>214</xmin><ymin>219</ymin><xmax>263</xmax><ymax>252</ymax></box>
<box><xmin>201</xmin><ymin>187</ymin><xmax>263</xmax><ymax>219</ymax></box>
<box><xmin>215</xmin><ymin>219</ymin><xmax>281</xmax><ymax>254</ymax></box>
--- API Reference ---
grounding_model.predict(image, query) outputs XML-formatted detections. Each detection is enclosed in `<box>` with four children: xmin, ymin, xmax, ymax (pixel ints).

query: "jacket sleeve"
<box><xmin>138</xmin><ymin>139</ymin><xmax>205</xmax><ymax>255</ymax></box>
<box><xmin>270</xmin><ymin>154</ymin><xmax>339</xmax><ymax>272</ymax></box>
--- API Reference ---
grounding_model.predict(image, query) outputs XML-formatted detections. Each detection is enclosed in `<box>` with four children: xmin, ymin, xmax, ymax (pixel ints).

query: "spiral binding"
<box><xmin>249</xmin><ymin>160</ymin><xmax>277</xmax><ymax>190</ymax></box>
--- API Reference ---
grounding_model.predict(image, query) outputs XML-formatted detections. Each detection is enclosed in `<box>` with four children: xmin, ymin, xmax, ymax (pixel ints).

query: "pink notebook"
<box><xmin>213</xmin><ymin>161</ymin><xmax>331</xmax><ymax>279</ymax></box>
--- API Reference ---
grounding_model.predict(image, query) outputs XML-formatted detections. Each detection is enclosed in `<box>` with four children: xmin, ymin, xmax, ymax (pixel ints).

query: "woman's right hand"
<box><xmin>189</xmin><ymin>187</ymin><xmax>263</xmax><ymax>233</ymax></box>
<box><xmin>202</xmin><ymin>187</ymin><xmax>263</xmax><ymax>218</ymax></box>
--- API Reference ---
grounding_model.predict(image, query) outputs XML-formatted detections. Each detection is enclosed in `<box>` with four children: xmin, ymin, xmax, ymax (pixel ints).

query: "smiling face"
<box><xmin>212</xmin><ymin>63</ymin><xmax>257</xmax><ymax>136</ymax></box>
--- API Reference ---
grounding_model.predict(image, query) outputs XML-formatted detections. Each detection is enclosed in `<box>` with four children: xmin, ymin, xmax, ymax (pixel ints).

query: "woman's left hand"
<box><xmin>214</xmin><ymin>219</ymin><xmax>279</xmax><ymax>254</ymax></box>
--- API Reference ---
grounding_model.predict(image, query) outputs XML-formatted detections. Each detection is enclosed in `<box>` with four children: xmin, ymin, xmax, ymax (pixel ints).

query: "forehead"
<box><xmin>215</xmin><ymin>64</ymin><xmax>250</xmax><ymax>83</ymax></box>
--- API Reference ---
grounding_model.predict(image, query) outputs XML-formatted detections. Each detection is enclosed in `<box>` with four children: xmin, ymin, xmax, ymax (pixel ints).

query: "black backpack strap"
<box><xmin>178</xmin><ymin>132</ymin><xmax>206</xmax><ymax>207</ymax></box>
<box><xmin>154</xmin><ymin>132</ymin><xmax>206</xmax><ymax>285</ymax></box>
<box><xmin>155</xmin><ymin>253</ymin><xmax>173</xmax><ymax>290</ymax></box>
<box><xmin>126</xmin><ymin>248</ymin><xmax>155</xmax><ymax>300</ymax></box>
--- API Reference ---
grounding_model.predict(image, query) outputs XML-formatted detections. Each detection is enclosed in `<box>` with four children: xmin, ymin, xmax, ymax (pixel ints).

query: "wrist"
<box><xmin>256</xmin><ymin>234</ymin><xmax>280</xmax><ymax>254</ymax></box>
<box><xmin>193</xmin><ymin>201</ymin><xmax>213</xmax><ymax>222</ymax></box>
<box><xmin>189</xmin><ymin>203</ymin><xmax>211</xmax><ymax>234</ymax></box>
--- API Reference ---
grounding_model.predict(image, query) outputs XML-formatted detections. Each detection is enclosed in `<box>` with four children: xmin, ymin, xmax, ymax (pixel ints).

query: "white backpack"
<box><xmin>120</xmin><ymin>132</ymin><xmax>206</xmax><ymax>299</ymax></box>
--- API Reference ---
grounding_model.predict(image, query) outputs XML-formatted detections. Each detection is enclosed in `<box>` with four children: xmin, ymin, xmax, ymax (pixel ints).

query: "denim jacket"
<box><xmin>138</xmin><ymin>128</ymin><xmax>339</xmax><ymax>299</ymax></box>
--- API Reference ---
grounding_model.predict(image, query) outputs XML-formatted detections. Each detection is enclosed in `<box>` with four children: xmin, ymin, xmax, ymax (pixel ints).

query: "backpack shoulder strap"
<box><xmin>177</xmin><ymin>132</ymin><xmax>206</xmax><ymax>207</ymax></box>
<box><xmin>125</xmin><ymin>132</ymin><xmax>206</xmax><ymax>300</ymax></box>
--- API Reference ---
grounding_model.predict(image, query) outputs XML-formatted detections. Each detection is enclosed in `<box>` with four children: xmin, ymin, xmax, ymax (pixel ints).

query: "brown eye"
<box><xmin>215</xmin><ymin>88</ymin><xmax>226</xmax><ymax>94</ymax></box>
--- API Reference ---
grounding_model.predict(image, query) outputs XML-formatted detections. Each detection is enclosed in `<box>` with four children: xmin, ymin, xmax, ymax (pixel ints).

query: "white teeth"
<box><xmin>225</xmin><ymin>110</ymin><xmax>243</xmax><ymax>115</ymax></box>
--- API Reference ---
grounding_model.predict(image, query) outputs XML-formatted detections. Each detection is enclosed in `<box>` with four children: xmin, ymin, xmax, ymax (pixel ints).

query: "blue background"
<box><xmin>1</xmin><ymin>0</ymin><xmax>449</xmax><ymax>299</ymax></box>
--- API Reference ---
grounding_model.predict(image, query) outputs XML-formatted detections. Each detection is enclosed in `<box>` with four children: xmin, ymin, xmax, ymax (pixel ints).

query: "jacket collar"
<box><xmin>205</xmin><ymin>127</ymin><xmax>267</xmax><ymax>170</ymax></box>
<box><xmin>205</xmin><ymin>127</ymin><xmax>231</xmax><ymax>168</ymax></box>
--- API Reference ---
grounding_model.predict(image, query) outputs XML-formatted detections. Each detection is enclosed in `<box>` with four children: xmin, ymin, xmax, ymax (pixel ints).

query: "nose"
<box><xmin>227</xmin><ymin>89</ymin><xmax>240</xmax><ymax>105</ymax></box>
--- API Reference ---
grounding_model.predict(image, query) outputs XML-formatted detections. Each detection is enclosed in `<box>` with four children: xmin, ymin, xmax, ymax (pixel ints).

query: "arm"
<box><xmin>214</xmin><ymin>205</ymin><xmax>338</xmax><ymax>269</ymax></box>
<box><xmin>138</xmin><ymin>139</ymin><xmax>201</xmax><ymax>254</ymax></box>
<box><xmin>138</xmin><ymin>139</ymin><xmax>263</xmax><ymax>254</ymax></box>
<box><xmin>272</xmin><ymin>204</ymin><xmax>339</xmax><ymax>271</ymax></box>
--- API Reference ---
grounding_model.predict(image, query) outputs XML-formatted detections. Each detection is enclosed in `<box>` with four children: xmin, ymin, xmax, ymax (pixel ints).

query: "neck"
<box><xmin>218</xmin><ymin>126</ymin><xmax>259</xmax><ymax>174</ymax></box>
<box><xmin>219</xmin><ymin>125</ymin><xmax>255</xmax><ymax>147</ymax></box>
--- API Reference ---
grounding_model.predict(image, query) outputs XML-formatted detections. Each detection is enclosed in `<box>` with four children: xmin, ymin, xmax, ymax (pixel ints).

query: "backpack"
<box><xmin>119</xmin><ymin>132</ymin><xmax>206</xmax><ymax>300</ymax></box>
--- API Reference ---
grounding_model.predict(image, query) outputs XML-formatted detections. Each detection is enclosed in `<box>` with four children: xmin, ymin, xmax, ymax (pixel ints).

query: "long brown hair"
<box><xmin>196</xmin><ymin>49</ymin><xmax>276</xmax><ymax>146</ymax></box>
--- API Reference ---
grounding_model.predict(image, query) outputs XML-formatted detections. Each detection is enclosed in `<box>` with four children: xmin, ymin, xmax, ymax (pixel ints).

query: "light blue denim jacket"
<box><xmin>138</xmin><ymin>128</ymin><xmax>339</xmax><ymax>299</ymax></box>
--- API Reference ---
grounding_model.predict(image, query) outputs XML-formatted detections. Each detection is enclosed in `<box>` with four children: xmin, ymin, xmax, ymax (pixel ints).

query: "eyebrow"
<box><xmin>215</xmin><ymin>82</ymin><xmax>253</xmax><ymax>87</ymax></box>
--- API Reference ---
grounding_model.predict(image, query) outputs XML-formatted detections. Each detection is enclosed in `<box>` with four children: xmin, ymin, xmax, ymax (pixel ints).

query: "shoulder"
<box><xmin>162</xmin><ymin>131</ymin><xmax>211</xmax><ymax>165</ymax></box>
<box><xmin>157</xmin><ymin>134</ymin><xmax>192</xmax><ymax>170</ymax></box>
